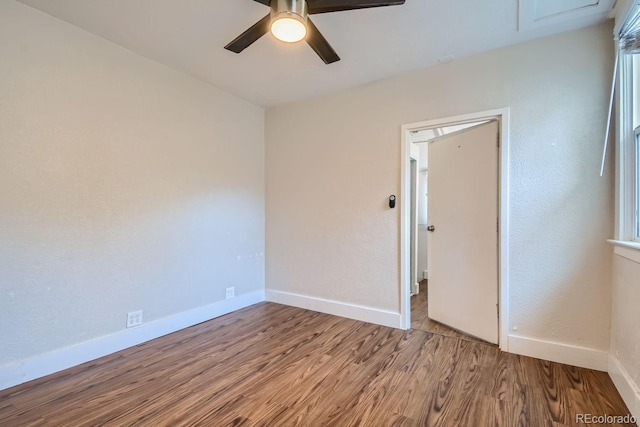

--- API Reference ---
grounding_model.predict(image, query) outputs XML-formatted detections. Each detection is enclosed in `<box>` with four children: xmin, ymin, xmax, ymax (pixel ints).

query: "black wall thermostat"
<box><xmin>389</xmin><ymin>195</ymin><xmax>396</xmax><ymax>209</ymax></box>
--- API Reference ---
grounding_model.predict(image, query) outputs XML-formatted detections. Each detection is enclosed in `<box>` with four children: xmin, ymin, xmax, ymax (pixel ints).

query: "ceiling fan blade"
<box><xmin>305</xmin><ymin>18</ymin><xmax>340</xmax><ymax>64</ymax></box>
<box><xmin>252</xmin><ymin>0</ymin><xmax>270</xmax><ymax>4</ymax></box>
<box><xmin>308</xmin><ymin>0</ymin><xmax>405</xmax><ymax>14</ymax></box>
<box><xmin>224</xmin><ymin>14</ymin><xmax>271</xmax><ymax>54</ymax></box>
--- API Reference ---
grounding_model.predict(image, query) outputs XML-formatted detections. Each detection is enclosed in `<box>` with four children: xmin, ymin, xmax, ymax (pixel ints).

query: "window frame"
<box><xmin>635</xmin><ymin>126</ymin><xmax>640</xmax><ymax>241</ymax></box>
<box><xmin>617</xmin><ymin>52</ymin><xmax>640</xmax><ymax>243</ymax></box>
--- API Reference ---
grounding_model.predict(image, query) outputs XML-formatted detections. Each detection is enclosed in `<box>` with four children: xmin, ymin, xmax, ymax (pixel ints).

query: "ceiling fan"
<box><xmin>224</xmin><ymin>0</ymin><xmax>406</xmax><ymax>64</ymax></box>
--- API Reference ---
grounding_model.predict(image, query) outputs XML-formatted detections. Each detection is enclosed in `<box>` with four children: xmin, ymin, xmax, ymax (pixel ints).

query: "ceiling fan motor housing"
<box><xmin>271</xmin><ymin>0</ymin><xmax>308</xmax><ymax>23</ymax></box>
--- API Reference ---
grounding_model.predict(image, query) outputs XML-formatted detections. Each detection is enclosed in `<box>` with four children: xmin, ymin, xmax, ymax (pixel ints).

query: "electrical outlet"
<box><xmin>226</xmin><ymin>287</ymin><xmax>235</xmax><ymax>299</ymax></box>
<box><xmin>126</xmin><ymin>310</ymin><xmax>143</xmax><ymax>328</ymax></box>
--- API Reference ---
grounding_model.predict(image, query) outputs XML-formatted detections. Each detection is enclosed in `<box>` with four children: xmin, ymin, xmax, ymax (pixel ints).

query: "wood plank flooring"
<box><xmin>411</xmin><ymin>280</ymin><xmax>487</xmax><ymax>344</ymax></box>
<box><xmin>0</xmin><ymin>302</ymin><xmax>633</xmax><ymax>426</ymax></box>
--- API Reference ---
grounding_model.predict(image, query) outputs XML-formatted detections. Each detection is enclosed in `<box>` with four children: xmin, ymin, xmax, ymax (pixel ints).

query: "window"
<box><xmin>616</xmin><ymin>16</ymin><xmax>640</xmax><ymax>244</ymax></box>
<box><xmin>636</xmin><ymin>127</ymin><xmax>640</xmax><ymax>239</ymax></box>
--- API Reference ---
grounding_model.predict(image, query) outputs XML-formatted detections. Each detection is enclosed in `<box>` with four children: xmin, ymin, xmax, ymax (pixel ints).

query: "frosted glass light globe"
<box><xmin>271</xmin><ymin>16</ymin><xmax>307</xmax><ymax>43</ymax></box>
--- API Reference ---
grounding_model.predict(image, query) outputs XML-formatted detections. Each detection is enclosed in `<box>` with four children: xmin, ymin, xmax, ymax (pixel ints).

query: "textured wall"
<box><xmin>0</xmin><ymin>1</ymin><xmax>265</xmax><ymax>366</ymax></box>
<box><xmin>610</xmin><ymin>254</ymin><xmax>640</xmax><ymax>393</ymax></box>
<box><xmin>266</xmin><ymin>23</ymin><xmax>614</xmax><ymax>351</ymax></box>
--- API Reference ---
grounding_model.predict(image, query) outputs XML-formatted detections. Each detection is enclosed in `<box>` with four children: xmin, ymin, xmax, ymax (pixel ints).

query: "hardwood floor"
<box><xmin>0</xmin><ymin>302</ymin><xmax>633</xmax><ymax>426</ymax></box>
<box><xmin>411</xmin><ymin>280</ymin><xmax>488</xmax><ymax>344</ymax></box>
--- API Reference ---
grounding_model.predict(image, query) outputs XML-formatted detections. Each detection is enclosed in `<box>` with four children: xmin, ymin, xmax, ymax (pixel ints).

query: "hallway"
<box><xmin>411</xmin><ymin>280</ymin><xmax>491</xmax><ymax>345</ymax></box>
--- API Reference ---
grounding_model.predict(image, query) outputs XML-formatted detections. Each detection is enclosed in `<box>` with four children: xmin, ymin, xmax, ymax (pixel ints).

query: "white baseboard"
<box><xmin>265</xmin><ymin>289</ymin><xmax>402</xmax><ymax>329</ymax></box>
<box><xmin>423</xmin><ymin>270</ymin><xmax>428</xmax><ymax>280</ymax></box>
<box><xmin>609</xmin><ymin>355</ymin><xmax>640</xmax><ymax>424</ymax></box>
<box><xmin>0</xmin><ymin>290</ymin><xmax>265</xmax><ymax>392</ymax></box>
<box><xmin>508</xmin><ymin>335</ymin><xmax>608</xmax><ymax>371</ymax></box>
<box><xmin>412</xmin><ymin>282</ymin><xmax>420</xmax><ymax>295</ymax></box>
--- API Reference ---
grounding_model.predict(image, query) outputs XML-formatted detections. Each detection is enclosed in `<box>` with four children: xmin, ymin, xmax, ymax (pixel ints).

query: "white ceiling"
<box><xmin>17</xmin><ymin>0</ymin><xmax>615</xmax><ymax>107</ymax></box>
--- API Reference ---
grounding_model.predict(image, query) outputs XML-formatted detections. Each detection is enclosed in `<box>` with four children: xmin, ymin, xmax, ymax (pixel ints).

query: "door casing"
<box><xmin>400</xmin><ymin>108</ymin><xmax>510</xmax><ymax>351</ymax></box>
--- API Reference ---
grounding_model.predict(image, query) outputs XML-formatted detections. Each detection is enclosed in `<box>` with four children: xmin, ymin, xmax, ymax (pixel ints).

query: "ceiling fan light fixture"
<box><xmin>271</xmin><ymin>16</ymin><xmax>307</xmax><ymax>42</ymax></box>
<box><xmin>270</xmin><ymin>0</ymin><xmax>308</xmax><ymax>43</ymax></box>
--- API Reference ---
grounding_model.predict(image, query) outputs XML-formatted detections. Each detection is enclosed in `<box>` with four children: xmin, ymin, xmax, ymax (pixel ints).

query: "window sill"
<box><xmin>608</xmin><ymin>239</ymin><xmax>640</xmax><ymax>264</ymax></box>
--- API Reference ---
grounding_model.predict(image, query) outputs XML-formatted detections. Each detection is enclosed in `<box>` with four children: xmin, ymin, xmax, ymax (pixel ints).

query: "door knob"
<box><xmin>427</xmin><ymin>225</ymin><xmax>435</xmax><ymax>232</ymax></box>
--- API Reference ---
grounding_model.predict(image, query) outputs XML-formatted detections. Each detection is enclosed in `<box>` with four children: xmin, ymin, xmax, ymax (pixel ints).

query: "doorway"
<box><xmin>409</xmin><ymin>156</ymin><xmax>418</xmax><ymax>296</ymax></box>
<box><xmin>400</xmin><ymin>109</ymin><xmax>510</xmax><ymax>351</ymax></box>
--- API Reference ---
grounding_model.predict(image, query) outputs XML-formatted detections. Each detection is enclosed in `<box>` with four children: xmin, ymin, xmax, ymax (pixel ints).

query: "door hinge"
<box><xmin>496</xmin><ymin>132</ymin><xmax>500</xmax><ymax>148</ymax></box>
<box><xmin>497</xmin><ymin>304</ymin><xmax>499</xmax><ymax>318</ymax></box>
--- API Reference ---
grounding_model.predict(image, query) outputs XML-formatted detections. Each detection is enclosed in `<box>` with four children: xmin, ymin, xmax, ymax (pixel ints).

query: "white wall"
<box><xmin>266</xmin><ymin>23</ymin><xmax>614</xmax><ymax>363</ymax></box>
<box><xmin>0</xmin><ymin>0</ymin><xmax>265</xmax><ymax>378</ymax></box>
<box><xmin>416</xmin><ymin>226</ymin><xmax>429</xmax><ymax>281</ymax></box>
<box><xmin>416</xmin><ymin>143</ymin><xmax>428</xmax><ymax>279</ymax></box>
<box><xmin>416</xmin><ymin>143</ymin><xmax>428</xmax><ymax>227</ymax></box>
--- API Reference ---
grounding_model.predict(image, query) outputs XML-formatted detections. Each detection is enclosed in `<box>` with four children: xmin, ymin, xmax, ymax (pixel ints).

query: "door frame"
<box><xmin>399</xmin><ymin>108</ymin><xmax>510</xmax><ymax>351</ymax></box>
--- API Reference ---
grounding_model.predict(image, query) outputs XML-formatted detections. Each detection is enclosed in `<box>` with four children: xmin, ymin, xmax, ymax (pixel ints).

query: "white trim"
<box><xmin>265</xmin><ymin>289</ymin><xmax>402</xmax><ymax>329</ymax></box>
<box><xmin>616</xmin><ymin>47</ymin><xmax>638</xmax><ymax>241</ymax></box>
<box><xmin>0</xmin><ymin>290</ymin><xmax>265</xmax><ymax>392</ymax></box>
<box><xmin>400</xmin><ymin>108</ymin><xmax>510</xmax><ymax>352</ymax></box>
<box><xmin>400</xmin><ymin>126</ymin><xmax>411</xmax><ymax>329</ymax></box>
<box><xmin>613</xmin><ymin>0</ymin><xmax>640</xmax><ymax>36</ymax></box>
<box><xmin>609</xmin><ymin>354</ymin><xmax>640</xmax><ymax>423</ymax></box>
<box><xmin>610</xmin><ymin>240</ymin><xmax>640</xmax><ymax>263</ymax></box>
<box><xmin>509</xmin><ymin>335</ymin><xmax>609</xmax><ymax>371</ymax></box>
<box><xmin>412</xmin><ymin>282</ymin><xmax>420</xmax><ymax>295</ymax></box>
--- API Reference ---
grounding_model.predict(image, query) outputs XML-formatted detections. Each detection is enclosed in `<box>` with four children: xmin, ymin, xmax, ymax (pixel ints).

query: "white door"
<box><xmin>427</xmin><ymin>120</ymin><xmax>498</xmax><ymax>344</ymax></box>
